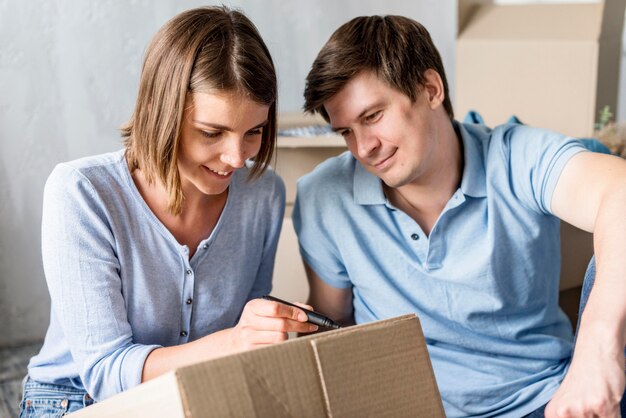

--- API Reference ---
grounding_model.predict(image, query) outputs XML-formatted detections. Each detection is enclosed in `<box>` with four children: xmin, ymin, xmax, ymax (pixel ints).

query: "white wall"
<box><xmin>0</xmin><ymin>0</ymin><xmax>456</xmax><ymax>346</ymax></box>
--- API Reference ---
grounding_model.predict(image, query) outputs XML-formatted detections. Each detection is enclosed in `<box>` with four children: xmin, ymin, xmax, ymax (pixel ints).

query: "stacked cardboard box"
<box><xmin>456</xmin><ymin>0</ymin><xmax>625</xmax><ymax>138</ymax></box>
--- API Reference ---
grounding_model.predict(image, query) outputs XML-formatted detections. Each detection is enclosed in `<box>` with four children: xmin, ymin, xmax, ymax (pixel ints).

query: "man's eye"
<box><xmin>339</xmin><ymin>129</ymin><xmax>352</xmax><ymax>138</ymax></box>
<box><xmin>365</xmin><ymin>111</ymin><xmax>382</xmax><ymax>123</ymax></box>
<box><xmin>201</xmin><ymin>130</ymin><xmax>221</xmax><ymax>139</ymax></box>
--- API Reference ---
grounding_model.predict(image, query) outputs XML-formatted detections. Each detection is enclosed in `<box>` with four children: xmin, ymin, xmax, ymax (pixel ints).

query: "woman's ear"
<box><xmin>422</xmin><ymin>69</ymin><xmax>445</xmax><ymax>109</ymax></box>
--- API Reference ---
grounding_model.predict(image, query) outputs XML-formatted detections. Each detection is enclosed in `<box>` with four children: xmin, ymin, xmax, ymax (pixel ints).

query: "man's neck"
<box><xmin>385</xmin><ymin>120</ymin><xmax>463</xmax><ymax>236</ymax></box>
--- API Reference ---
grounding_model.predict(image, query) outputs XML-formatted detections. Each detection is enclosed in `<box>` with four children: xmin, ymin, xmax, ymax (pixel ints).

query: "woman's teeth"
<box><xmin>209</xmin><ymin>167</ymin><xmax>230</xmax><ymax>176</ymax></box>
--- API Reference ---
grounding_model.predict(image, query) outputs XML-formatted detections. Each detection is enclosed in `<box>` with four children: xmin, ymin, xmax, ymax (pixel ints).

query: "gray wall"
<box><xmin>2</xmin><ymin>0</ymin><xmax>626</xmax><ymax>347</ymax></box>
<box><xmin>0</xmin><ymin>0</ymin><xmax>456</xmax><ymax>346</ymax></box>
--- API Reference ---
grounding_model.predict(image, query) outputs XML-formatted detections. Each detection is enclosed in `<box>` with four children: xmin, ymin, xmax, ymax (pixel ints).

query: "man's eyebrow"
<box><xmin>193</xmin><ymin>119</ymin><xmax>269</xmax><ymax>131</ymax></box>
<box><xmin>330</xmin><ymin>102</ymin><xmax>383</xmax><ymax>132</ymax></box>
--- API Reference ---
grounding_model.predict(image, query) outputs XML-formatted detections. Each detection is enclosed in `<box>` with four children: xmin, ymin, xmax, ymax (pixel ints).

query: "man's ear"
<box><xmin>422</xmin><ymin>69</ymin><xmax>445</xmax><ymax>109</ymax></box>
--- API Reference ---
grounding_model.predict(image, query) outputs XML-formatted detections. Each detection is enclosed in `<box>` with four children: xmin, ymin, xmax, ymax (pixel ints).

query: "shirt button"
<box><xmin>180</xmin><ymin>330</ymin><xmax>188</xmax><ymax>337</ymax></box>
<box><xmin>202</xmin><ymin>244</ymin><xmax>209</xmax><ymax>249</ymax></box>
<box><xmin>186</xmin><ymin>298</ymin><xmax>193</xmax><ymax>305</ymax></box>
<box><xmin>411</xmin><ymin>233</ymin><xmax>419</xmax><ymax>240</ymax></box>
<box><xmin>186</xmin><ymin>269</ymin><xmax>192</xmax><ymax>275</ymax></box>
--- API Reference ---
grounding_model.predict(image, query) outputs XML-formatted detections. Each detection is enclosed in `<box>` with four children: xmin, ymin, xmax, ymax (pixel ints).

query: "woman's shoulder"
<box><xmin>50</xmin><ymin>150</ymin><xmax>125</xmax><ymax>178</ymax></box>
<box><xmin>46</xmin><ymin>149</ymin><xmax>128</xmax><ymax>197</ymax></box>
<box><xmin>235</xmin><ymin>163</ymin><xmax>285</xmax><ymax>197</ymax></box>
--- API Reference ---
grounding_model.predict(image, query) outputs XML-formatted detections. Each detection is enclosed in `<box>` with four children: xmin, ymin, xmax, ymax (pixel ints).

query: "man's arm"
<box><xmin>304</xmin><ymin>263</ymin><xmax>355</xmax><ymax>327</ymax></box>
<box><xmin>547</xmin><ymin>151</ymin><xmax>626</xmax><ymax>418</ymax></box>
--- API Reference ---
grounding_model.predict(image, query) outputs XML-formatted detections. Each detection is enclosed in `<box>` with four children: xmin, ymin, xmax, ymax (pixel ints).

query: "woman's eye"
<box><xmin>246</xmin><ymin>128</ymin><xmax>263</xmax><ymax>136</ymax></box>
<box><xmin>201</xmin><ymin>130</ymin><xmax>221</xmax><ymax>139</ymax></box>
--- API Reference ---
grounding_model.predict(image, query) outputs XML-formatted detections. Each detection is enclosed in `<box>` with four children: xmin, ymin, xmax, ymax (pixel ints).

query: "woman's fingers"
<box><xmin>245</xmin><ymin>298</ymin><xmax>308</xmax><ymax>322</ymax></box>
<box><xmin>240</xmin><ymin>313</ymin><xmax>318</xmax><ymax>333</ymax></box>
<box><xmin>292</xmin><ymin>302</ymin><xmax>315</xmax><ymax>311</ymax></box>
<box><xmin>231</xmin><ymin>299</ymin><xmax>319</xmax><ymax>351</ymax></box>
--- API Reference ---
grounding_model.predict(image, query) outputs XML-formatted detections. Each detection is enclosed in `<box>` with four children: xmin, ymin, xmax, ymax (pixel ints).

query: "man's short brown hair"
<box><xmin>304</xmin><ymin>15</ymin><xmax>453</xmax><ymax>121</ymax></box>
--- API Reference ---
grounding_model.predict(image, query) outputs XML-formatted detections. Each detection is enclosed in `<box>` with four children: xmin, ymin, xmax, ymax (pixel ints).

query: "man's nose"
<box><xmin>355</xmin><ymin>130</ymin><xmax>380</xmax><ymax>159</ymax></box>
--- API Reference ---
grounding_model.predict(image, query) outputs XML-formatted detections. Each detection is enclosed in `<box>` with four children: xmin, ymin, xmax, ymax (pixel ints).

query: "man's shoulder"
<box><xmin>298</xmin><ymin>150</ymin><xmax>356</xmax><ymax>192</ymax></box>
<box><xmin>459</xmin><ymin>121</ymin><xmax>574</xmax><ymax>163</ymax></box>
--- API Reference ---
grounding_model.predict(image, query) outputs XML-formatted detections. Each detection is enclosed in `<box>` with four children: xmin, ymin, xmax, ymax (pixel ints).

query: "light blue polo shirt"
<box><xmin>293</xmin><ymin>122</ymin><xmax>587</xmax><ymax>417</ymax></box>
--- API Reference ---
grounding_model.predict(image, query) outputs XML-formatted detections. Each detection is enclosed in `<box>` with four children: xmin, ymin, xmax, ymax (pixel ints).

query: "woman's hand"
<box><xmin>229</xmin><ymin>298</ymin><xmax>319</xmax><ymax>351</ymax></box>
<box><xmin>143</xmin><ymin>298</ymin><xmax>318</xmax><ymax>382</ymax></box>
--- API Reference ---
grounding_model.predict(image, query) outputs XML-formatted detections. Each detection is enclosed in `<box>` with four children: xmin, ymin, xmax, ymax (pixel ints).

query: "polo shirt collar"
<box><xmin>352</xmin><ymin>120</ymin><xmax>487</xmax><ymax>205</ymax></box>
<box><xmin>354</xmin><ymin>162</ymin><xmax>386</xmax><ymax>205</ymax></box>
<box><xmin>456</xmin><ymin>121</ymin><xmax>487</xmax><ymax>198</ymax></box>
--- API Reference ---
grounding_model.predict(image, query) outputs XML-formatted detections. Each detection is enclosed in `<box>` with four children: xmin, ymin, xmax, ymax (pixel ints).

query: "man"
<box><xmin>293</xmin><ymin>15</ymin><xmax>626</xmax><ymax>418</ymax></box>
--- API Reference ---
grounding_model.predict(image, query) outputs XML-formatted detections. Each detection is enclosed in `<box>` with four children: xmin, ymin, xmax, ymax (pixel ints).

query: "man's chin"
<box><xmin>381</xmin><ymin>177</ymin><xmax>407</xmax><ymax>190</ymax></box>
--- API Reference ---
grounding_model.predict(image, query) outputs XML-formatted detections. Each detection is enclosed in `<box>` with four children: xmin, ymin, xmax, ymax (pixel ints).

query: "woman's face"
<box><xmin>177</xmin><ymin>91</ymin><xmax>270</xmax><ymax>198</ymax></box>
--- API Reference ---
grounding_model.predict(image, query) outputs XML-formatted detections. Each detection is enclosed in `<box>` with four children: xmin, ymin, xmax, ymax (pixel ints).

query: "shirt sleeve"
<box><xmin>247</xmin><ymin>171</ymin><xmax>286</xmax><ymax>300</ymax></box>
<box><xmin>292</xmin><ymin>174</ymin><xmax>352</xmax><ymax>289</ymax></box>
<box><xmin>499</xmin><ymin>125</ymin><xmax>587</xmax><ymax>215</ymax></box>
<box><xmin>41</xmin><ymin>164</ymin><xmax>160</xmax><ymax>400</ymax></box>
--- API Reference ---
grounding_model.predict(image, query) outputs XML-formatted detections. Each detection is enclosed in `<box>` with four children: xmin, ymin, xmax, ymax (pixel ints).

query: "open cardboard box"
<box><xmin>70</xmin><ymin>314</ymin><xmax>445</xmax><ymax>418</ymax></box>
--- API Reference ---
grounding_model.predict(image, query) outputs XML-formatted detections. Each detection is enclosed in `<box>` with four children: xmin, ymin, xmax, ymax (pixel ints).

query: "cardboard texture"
<box><xmin>456</xmin><ymin>0</ymin><xmax>625</xmax><ymax>139</ymax></box>
<box><xmin>70</xmin><ymin>314</ymin><xmax>445</xmax><ymax>418</ymax></box>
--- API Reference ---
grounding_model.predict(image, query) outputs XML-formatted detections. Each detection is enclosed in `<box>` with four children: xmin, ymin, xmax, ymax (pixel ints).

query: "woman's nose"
<box><xmin>220</xmin><ymin>138</ymin><xmax>246</xmax><ymax>168</ymax></box>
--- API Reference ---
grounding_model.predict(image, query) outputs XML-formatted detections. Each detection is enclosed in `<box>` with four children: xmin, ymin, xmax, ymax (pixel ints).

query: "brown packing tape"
<box><xmin>310</xmin><ymin>315</ymin><xmax>445</xmax><ymax>418</ymax></box>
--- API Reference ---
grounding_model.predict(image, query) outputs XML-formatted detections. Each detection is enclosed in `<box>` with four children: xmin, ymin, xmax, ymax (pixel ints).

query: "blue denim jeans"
<box><xmin>18</xmin><ymin>375</ymin><xmax>94</xmax><ymax>417</ymax></box>
<box><xmin>525</xmin><ymin>256</ymin><xmax>626</xmax><ymax>417</ymax></box>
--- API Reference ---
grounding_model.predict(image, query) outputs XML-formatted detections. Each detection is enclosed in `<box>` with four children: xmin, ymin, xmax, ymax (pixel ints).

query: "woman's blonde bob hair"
<box><xmin>122</xmin><ymin>6</ymin><xmax>277</xmax><ymax>215</ymax></box>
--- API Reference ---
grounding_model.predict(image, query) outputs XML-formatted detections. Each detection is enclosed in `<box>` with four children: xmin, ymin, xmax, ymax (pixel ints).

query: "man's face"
<box><xmin>324</xmin><ymin>70</ymin><xmax>440</xmax><ymax>189</ymax></box>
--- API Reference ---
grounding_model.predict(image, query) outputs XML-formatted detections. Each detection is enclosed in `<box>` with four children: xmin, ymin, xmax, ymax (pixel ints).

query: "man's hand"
<box><xmin>545</xmin><ymin>323</ymin><xmax>624</xmax><ymax>418</ymax></box>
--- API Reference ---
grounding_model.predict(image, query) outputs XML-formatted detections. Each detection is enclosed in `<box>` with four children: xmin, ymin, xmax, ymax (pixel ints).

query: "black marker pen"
<box><xmin>262</xmin><ymin>295</ymin><xmax>342</xmax><ymax>330</ymax></box>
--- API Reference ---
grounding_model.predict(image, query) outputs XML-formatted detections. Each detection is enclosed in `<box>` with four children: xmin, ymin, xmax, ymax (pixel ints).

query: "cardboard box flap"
<box><xmin>175</xmin><ymin>338</ymin><xmax>327</xmax><ymax>418</ymax></box>
<box><xmin>311</xmin><ymin>314</ymin><xmax>445</xmax><ymax>418</ymax></box>
<box><xmin>69</xmin><ymin>372</ymin><xmax>186</xmax><ymax>418</ymax></box>
<box><xmin>459</xmin><ymin>3</ymin><xmax>603</xmax><ymax>41</ymax></box>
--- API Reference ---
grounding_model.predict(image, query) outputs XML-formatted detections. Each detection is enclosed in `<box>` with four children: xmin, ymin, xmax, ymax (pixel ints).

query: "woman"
<box><xmin>19</xmin><ymin>6</ymin><xmax>315</xmax><ymax>416</ymax></box>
